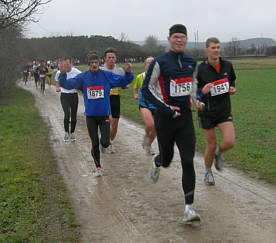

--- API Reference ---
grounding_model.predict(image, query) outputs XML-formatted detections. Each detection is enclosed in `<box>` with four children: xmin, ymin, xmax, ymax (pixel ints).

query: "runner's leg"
<box><xmin>140</xmin><ymin>108</ymin><xmax>156</xmax><ymax>146</ymax></box>
<box><xmin>203</xmin><ymin>128</ymin><xmax>217</xmax><ymax>169</ymax></box>
<box><xmin>70</xmin><ymin>93</ymin><xmax>78</xmax><ymax>134</ymax></box>
<box><xmin>217</xmin><ymin>121</ymin><xmax>235</xmax><ymax>152</ymax></box>
<box><xmin>60</xmin><ymin>93</ymin><xmax>70</xmax><ymax>133</ymax></box>
<box><xmin>99</xmin><ymin>117</ymin><xmax>110</xmax><ymax>149</ymax></box>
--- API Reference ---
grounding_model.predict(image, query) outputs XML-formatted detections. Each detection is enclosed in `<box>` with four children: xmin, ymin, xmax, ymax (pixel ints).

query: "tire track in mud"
<box><xmin>20</xmin><ymin>82</ymin><xmax>276</xmax><ymax>243</ymax></box>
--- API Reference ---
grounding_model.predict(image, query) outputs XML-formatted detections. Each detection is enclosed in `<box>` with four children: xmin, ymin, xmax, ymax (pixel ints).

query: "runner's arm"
<box><xmin>55</xmin><ymin>71</ymin><xmax>61</xmax><ymax>92</ymax></box>
<box><xmin>58</xmin><ymin>72</ymin><xmax>84</xmax><ymax>90</ymax></box>
<box><xmin>141</xmin><ymin>60</ymin><xmax>175</xmax><ymax>117</ymax></box>
<box><xmin>106</xmin><ymin>71</ymin><xmax>134</xmax><ymax>88</ymax></box>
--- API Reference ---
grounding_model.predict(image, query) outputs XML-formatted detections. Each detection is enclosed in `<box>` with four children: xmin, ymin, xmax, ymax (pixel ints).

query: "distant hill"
<box><xmin>134</xmin><ymin>38</ymin><xmax>276</xmax><ymax>50</ymax></box>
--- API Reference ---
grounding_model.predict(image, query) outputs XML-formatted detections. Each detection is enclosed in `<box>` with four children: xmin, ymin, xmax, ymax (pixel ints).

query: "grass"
<box><xmin>0</xmin><ymin>88</ymin><xmax>80</xmax><ymax>242</ymax></box>
<box><xmin>118</xmin><ymin>57</ymin><xmax>276</xmax><ymax>184</ymax></box>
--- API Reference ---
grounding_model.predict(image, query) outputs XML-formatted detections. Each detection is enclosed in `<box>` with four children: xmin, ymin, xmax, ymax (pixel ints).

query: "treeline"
<box><xmin>19</xmin><ymin>35</ymin><xmax>165</xmax><ymax>63</ymax></box>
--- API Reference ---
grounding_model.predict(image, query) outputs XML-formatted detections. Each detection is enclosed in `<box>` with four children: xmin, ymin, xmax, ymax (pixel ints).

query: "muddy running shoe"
<box><xmin>183</xmin><ymin>204</ymin><xmax>200</xmax><ymax>224</ymax></box>
<box><xmin>150</xmin><ymin>156</ymin><xmax>160</xmax><ymax>183</ymax></box>
<box><xmin>204</xmin><ymin>170</ymin><xmax>215</xmax><ymax>185</ymax></box>
<box><xmin>214</xmin><ymin>147</ymin><xmax>224</xmax><ymax>171</ymax></box>
<box><xmin>70</xmin><ymin>133</ymin><xmax>76</xmax><ymax>142</ymax></box>
<box><xmin>94</xmin><ymin>166</ymin><xmax>103</xmax><ymax>177</ymax></box>
<box><xmin>64</xmin><ymin>132</ymin><xmax>69</xmax><ymax>142</ymax></box>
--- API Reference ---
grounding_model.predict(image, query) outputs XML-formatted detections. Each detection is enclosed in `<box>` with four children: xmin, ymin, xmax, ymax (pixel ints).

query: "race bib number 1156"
<box><xmin>87</xmin><ymin>86</ymin><xmax>104</xmax><ymax>99</ymax></box>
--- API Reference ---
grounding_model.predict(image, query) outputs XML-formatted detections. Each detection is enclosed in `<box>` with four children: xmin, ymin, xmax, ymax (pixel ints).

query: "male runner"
<box><xmin>195</xmin><ymin>37</ymin><xmax>236</xmax><ymax>185</ymax></box>
<box><xmin>132</xmin><ymin>56</ymin><xmax>156</xmax><ymax>155</ymax></box>
<box><xmin>58</xmin><ymin>52</ymin><xmax>133</xmax><ymax>176</ymax></box>
<box><xmin>37</xmin><ymin>60</ymin><xmax>48</xmax><ymax>95</ymax></box>
<box><xmin>55</xmin><ymin>57</ymin><xmax>81</xmax><ymax>142</ymax></box>
<box><xmin>100</xmin><ymin>48</ymin><xmax>125</xmax><ymax>153</ymax></box>
<box><xmin>142</xmin><ymin>24</ymin><xmax>200</xmax><ymax>223</ymax></box>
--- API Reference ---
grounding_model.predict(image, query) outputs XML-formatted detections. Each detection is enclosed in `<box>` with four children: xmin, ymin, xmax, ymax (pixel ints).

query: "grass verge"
<box><xmin>0</xmin><ymin>87</ymin><xmax>80</xmax><ymax>242</ymax></box>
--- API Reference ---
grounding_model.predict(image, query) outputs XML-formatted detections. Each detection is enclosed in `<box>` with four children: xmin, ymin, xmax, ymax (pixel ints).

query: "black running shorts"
<box><xmin>199</xmin><ymin>112</ymin><xmax>233</xmax><ymax>130</ymax></box>
<box><xmin>110</xmin><ymin>95</ymin><xmax>120</xmax><ymax>119</ymax></box>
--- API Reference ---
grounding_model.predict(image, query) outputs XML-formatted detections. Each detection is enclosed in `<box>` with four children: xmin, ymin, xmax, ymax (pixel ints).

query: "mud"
<box><xmin>20</xmin><ymin>82</ymin><xmax>276</xmax><ymax>243</ymax></box>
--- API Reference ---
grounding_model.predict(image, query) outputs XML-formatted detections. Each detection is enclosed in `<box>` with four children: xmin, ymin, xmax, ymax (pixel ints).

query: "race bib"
<box><xmin>170</xmin><ymin>77</ymin><xmax>192</xmax><ymax>97</ymax></box>
<box><xmin>210</xmin><ymin>78</ymin><xmax>229</xmax><ymax>96</ymax></box>
<box><xmin>87</xmin><ymin>86</ymin><xmax>104</xmax><ymax>99</ymax></box>
<box><xmin>39</xmin><ymin>74</ymin><xmax>45</xmax><ymax>78</ymax></box>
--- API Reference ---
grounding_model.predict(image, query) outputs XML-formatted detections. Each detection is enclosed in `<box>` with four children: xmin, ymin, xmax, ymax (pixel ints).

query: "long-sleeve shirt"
<box><xmin>59</xmin><ymin>69</ymin><xmax>134</xmax><ymax>117</ymax></box>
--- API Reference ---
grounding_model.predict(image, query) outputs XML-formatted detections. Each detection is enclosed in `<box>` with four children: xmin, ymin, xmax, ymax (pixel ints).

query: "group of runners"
<box><xmin>54</xmin><ymin>24</ymin><xmax>236</xmax><ymax>224</ymax></box>
<box><xmin>22</xmin><ymin>60</ymin><xmax>54</xmax><ymax>94</ymax></box>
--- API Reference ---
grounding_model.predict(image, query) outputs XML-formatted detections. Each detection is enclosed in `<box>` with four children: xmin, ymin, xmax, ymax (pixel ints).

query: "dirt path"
<box><xmin>20</xmin><ymin>82</ymin><xmax>276</xmax><ymax>243</ymax></box>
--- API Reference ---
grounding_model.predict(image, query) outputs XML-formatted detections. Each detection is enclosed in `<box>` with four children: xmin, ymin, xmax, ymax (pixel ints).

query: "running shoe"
<box><xmin>70</xmin><ymin>133</ymin><xmax>76</xmax><ymax>142</ymax></box>
<box><xmin>214</xmin><ymin>147</ymin><xmax>224</xmax><ymax>171</ymax></box>
<box><xmin>204</xmin><ymin>170</ymin><xmax>215</xmax><ymax>185</ymax></box>
<box><xmin>150</xmin><ymin>156</ymin><xmax>160</xmax><ymax>183</ymax></box>
<box><xmin>146</xmin><ymin>146</ymin><xmax>155</xmax><ymax>155</ymax></box>
<box><xmin>94</xmin><ymin>166</ymin><xmax>103</xmax><ymax>177</ymax></box>
<box><xmin>183</xmin><ymin>204</ymin><xmax>201</xmax><ymax>224</ymax></box>
<box><xmin>107</xmin><ymin>144</ymin><xmax>115</xmax><ymax>153</ymax></box>
<box><xmin>64</xmin><ymin>132</ymin><xmax>69</xmax><ymax>142</ymax></box>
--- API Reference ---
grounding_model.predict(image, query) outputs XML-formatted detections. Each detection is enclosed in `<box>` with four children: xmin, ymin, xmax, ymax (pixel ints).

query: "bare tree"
<box><xmin>0</xmin><ymin>0</ymin><xmax>51</xmax><ymax>29</ymax></box>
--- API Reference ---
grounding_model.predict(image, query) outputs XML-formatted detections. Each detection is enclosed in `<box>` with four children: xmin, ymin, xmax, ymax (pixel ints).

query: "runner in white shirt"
<box><xmin>55</xmin><ymin>57</ymin><xmax>81</xmax><ymax>142</ymax></box>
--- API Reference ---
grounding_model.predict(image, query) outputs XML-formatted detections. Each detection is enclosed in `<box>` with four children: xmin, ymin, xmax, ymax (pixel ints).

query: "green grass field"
<box><xmin>0</xmin><ymin>88</ymin><xmax>80</xmax><ymax>242</ymax></box>
<box><xmin>118</xmin><ymin>57</ymin><xmax>276</xmax><ymax>183</ymax></box>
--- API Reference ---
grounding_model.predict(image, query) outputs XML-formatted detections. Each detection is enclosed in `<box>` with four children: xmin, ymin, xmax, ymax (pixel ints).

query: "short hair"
<box><xmin>63</xmin><ymin>57</ymin><xmax>72</xmax><ymax>63</ymax></box>
<box><xmin>206</xmin><ymin>37</ymin><xmax>220</xmax><ymax>48</ymax></box>
<box><xmin>144</xmin><ymin>56</ymin><xmax>154</xmax><ymax>64</ymax></box>
<box><xmin>104</xmin><ymin>47</ymin><xmax>117</xmax><ymax>57</ymax></box>
<box><xmin>87</xmin><ymin>51</ymin><xmax>100</xmax><ymax>63</ymax></box>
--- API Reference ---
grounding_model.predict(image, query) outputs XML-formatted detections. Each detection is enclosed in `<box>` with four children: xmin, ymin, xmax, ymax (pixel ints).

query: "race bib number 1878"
<box><xmin>210</xmin><ymin>78</ymin><xmax>229</xmax><ymax>96</ymax></box>
<box><xmin>87</xmin><ymin>86</ymin><xmax>104</xmax><ymax>99</ymax></box>
<box><xmin>170</xmin><ymin>77</ymin><xmax>192</xmax><ymax>97</ymax></box>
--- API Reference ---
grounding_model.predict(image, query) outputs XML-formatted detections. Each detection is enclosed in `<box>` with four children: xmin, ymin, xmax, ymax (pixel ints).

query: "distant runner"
<box><xmin>132</xmin><ymin>56</ymin><xmax>156</xmax><ymax>155</ymax></box>
<box><xmin>55</xmin><ymin>57</ymin><xmax>81</xmax><ymax>142</ymax></box>
<box><xmin>37</xmin><ymin>60</ymin><xmax>48</xmax><ymax>95</ymax></box>
<box><xmin>58</xmin><ymin>52</ymin><xmax>134</xmax><ymax>176</ymax></box>
<box><xmin>195</xmin><ymin>37</ymin><xmax>236</xmax><ymax>185</ymax></box>
<box><xmin>142</xmin><ymin>24</ymin><xmax>200</xmax><ymax>224</ymax></box>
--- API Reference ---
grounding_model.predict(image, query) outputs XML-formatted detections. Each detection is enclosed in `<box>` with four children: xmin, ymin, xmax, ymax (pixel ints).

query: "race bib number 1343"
<box><xmin>87</xmin><ymin>86</ymin><xmax>104</xmax><ymax>99</ymax></box>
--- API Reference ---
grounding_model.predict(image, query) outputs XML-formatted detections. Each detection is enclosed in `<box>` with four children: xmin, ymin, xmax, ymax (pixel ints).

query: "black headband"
<box><xmin>169</xmin><ymin>24</ymin><xmax>187</xmax><ymax>36</ymax></box>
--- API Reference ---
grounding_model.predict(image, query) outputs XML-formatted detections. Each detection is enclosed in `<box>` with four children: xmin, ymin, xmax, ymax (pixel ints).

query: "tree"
<box><xmin>0</xmin><ymin>0</ymin><xmax>51</xmax><ymax>29</ymax></box>
<box><xmin>143</xmin><ymin>35</ymin><xmax>165</xmax><ymax>56</ymax></box>
<box><xmin>224</xmin><ymin>37</ymin><xmax>241</xmax><ymax>57</ymax></box>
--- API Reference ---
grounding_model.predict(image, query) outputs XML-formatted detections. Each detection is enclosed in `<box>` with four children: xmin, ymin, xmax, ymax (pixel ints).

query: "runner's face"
<box><xmin>63</xmin><ymin>60</ymin><xmax>72</xmax><ymax>72</ymax></box>
<box><xmin>168</xmin><ymin>33</ymin><xmax>187</xmax><ymax>53</ymax></box>
<box><xmin>144</xmin><ymin>57</ymin><xmax>154</xmax><ymax>71</ymax></box>
<box><xmin>89</xmin><ymin>60</ymin><xmax>100</xmax><ymax>72</ymax></box>
<box><xmin>105</xmin><ymin>53</ymin><xmax>116</xmax><ymax>68</ymax></box>
<box><xmin>206</xmin><ymin>42</ymin><xmax>220</xmax><ymax>60</ymax></box>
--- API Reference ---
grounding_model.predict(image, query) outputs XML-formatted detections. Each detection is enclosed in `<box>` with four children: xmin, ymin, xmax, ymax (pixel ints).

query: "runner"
<box><xmin>37</xmin><ymin>60</ymin><xmax>48</xmax><ymax>95</ymax></box>
<box><xmin>55</xmin><ymin>57</ymin><xmax>81</xmax><ymax>142</ymax></box>
<box><xmin>46</xmin><ymin>61</ymin><xmax>54</xmax><ymax>86</ymax></box>
<box><xmin>100</xmin><ymin>48</ymin><xmax>125</xmax><ymax>153</ymax></box>
<box><xmin>58</xmin><ymin>52</ymin><xmax>133</xmax><ymax>176</ymax></box>
<box><xmin>142</xmin><ymin>24</ymin><xmax>200</xmax><ymax>224</ymax></box>
<box><xmin>33</xmin><ymin>61</ymin><xmax>40</xmax><ymax>88</ymax></box>
<box><xmin>132</xmin><ymin>56</ymin><xmax>156</xmax><ymax>155</ymax></box>
<box><xmin>22</xmin><ymin>63</ymin><xmax>30</xmax><ymax>85</ymax></box>
<box><xmin>194</xmin><ymin>37</ymin><xmax>236</xmax><ymax>185</ymax></box>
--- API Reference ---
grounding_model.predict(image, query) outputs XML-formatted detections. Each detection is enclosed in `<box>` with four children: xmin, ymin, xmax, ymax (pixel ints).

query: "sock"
<box><xmin>206</xmin><ymin>167</ymin><xmax>212</xmax><ymax>173</ymax></box>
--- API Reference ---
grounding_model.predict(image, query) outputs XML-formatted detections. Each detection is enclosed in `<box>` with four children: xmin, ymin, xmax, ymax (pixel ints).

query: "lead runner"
<box><xmin>142</xmin><ymin>24</ymin><xmax>200</xmax><ymax>224</ymax></box>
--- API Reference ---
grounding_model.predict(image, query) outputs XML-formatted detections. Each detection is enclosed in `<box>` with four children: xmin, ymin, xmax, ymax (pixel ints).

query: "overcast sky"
<box><xmin>26</xmin><ymin>0</ymin><xmax>276</xmax><ymax>42</ymax></box>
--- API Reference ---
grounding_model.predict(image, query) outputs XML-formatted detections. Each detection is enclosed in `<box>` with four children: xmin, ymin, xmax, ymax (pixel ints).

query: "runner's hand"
<box><xmin>134</xmin><ymin>94</ymin><xmax>139</xmax><ymax>100</ymax></box>
<box><xmin>229</xmin><ymin>86</ymin><xmax>236</xmax><ymax>95</ymax></box>
<box><xmin>194</xmin><ymin>100</ymin><xmax>204</xmax><ymax>111</ymax></box>
<box><xmin>170</xmin><ymin>105</ymin><xmax>181</xmax><ymax>117</ymax></box>
<box><xmin>56</xmin><ymin>87</ymin><xmax>61</xmax><ymax>92</ymax></box>
<box><xmin>125</xmin><ymin>62</ymin><xmax>132</xmax><ymax>73</ymax></box>
<box><xmin>201</xmin><ymin>83</ymin><xmax>213</xmax><ymax>94</ymax></box>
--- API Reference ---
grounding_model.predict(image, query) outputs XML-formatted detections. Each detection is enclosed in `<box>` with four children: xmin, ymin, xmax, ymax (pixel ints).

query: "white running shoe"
<box><xmin>204</xmin><ymin>170</ymin><xmax>215</xmax><ymax>185</ymax></box>
<box><xmin>150</xmin><ymin>156</ymin><xmax>160</xmax><ymax>183</ymax></box>
<box><xmin>94</xmin><ymin>167</ymin><xmax>103</xmax><ymax>177</ymax></box>
<box><xmin>214</xmin><ymin>147</ymin><xmax>224</xmax><ymax>171</ymax></box>
<box><xmin>70</xmin><ymin>133</ymin><xmax>76</xmax><ymax>142</ymax></box>
<box><xmin>183</xmin><ymin>204</ymin><xmax>200</xmax><ymax>224</ymax></box>
<box><xmin>107</xmin><ymin>144</ymin><xmax>115</xmax><ymax>153</ymax></box>
<box><xmin>64</xmin><ymin>132</ymin><xmax>69</xmax><ymax>142</ymax></box>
